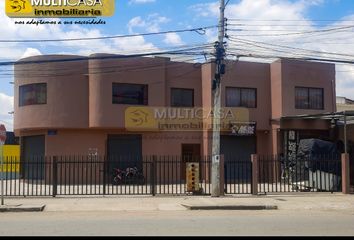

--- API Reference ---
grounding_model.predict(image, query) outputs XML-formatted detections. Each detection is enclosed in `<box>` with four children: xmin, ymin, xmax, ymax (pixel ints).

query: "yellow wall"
<box><xmin>0</xmin><ymin>145</ymin><xmax>20</xmax><ymax>172</ymax></box>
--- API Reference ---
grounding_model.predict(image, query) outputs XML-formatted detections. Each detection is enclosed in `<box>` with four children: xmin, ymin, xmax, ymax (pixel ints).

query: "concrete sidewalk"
<box><xmin>0</xmin><ymin>193</ymin><xmax>353</xmax><ymax>212</ymax></box>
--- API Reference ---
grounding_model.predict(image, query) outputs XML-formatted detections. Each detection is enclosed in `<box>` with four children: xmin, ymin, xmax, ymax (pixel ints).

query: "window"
<box><xmin>171</xmin><ymin>88</ymin><xmax>194</xmax><ymax>107</ymax></box>
<box><xmin>295</xmin><ymin>87</ymin><xmax>324</xmax><ymax>110</ymax></box>
<box><xmin>19</xmin><ymin>83</ymin><xmax>47</xmax><ymax>107</ymax></box>
<box><xmin>226</xmin><ymin>87</ymin><xmax>257</xmax><ymax>108</ymax></box>
<box><xmin>112</xmin><ymin>83</ymin><xmax>148</xmax><ymax>105</ymax></box>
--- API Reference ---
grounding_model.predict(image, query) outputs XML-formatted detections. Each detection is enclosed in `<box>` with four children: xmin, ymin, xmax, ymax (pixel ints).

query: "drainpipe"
<box><xmin>344</xmin><ymin>111</ymin><xmax>347</xmax><ymax>154</ymax></box>
<box><xmin>331</xmin><ymin>79</ymin><xmax>336</xmax><ymax>112</ymax></box>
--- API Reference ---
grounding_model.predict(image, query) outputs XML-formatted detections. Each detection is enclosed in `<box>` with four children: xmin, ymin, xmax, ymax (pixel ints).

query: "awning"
<box><xmin>280</xmin><ymin>111</ymin><xmax>354</xmax><ymax>154</ymax></box>
<box><xmin>281</xmin><ymin>111</ymin><xmax>354</xmax><ymax>122</ymax></box>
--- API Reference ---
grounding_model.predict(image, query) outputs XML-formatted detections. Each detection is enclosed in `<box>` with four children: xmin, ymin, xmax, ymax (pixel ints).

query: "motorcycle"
<box><xmin>112</xmin><ymin>167</ymin><xmax>145</xmax><ymax>185</ymax></box>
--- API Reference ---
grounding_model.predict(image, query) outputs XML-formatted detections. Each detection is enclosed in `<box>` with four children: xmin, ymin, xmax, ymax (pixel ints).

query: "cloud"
<box><xmin>190</xmin><ymin>0</ymin><xmax>323</xmax><ymax>19</ymax></box>
<box><xmin>190</xmin><ymin>0</ymin><xmax>354</xmax><ymax>100</ymax></box>
<box><xmin>0</xmin><ymin>93</ymin><xmax>14</xmax><ymax>131</ymax></box>
<box><xmin>336</xmin><ymin>65</ymin><xmax>354</xmax><ymax>99</ymax></box>
<box><xmin>127</xmin><ymin>16</ymin><xmax>146</xmax><ymax>33</ymax></box>
<box><xmin>0</xmin><ymin>1</ymin><xmax>159</xmax><ymax>59</ymax></box>
<box><xmin>127</xmin><ymin>14</ymin><xmax>170</xmax><ymax>33</ymax></box>
<box><xmin>129</xmin><ymin>0</ymin><xmax>156</xmax><ymax>4</ymax></box>
<box><xmin>21</xmin><ymin>48</ymin><xmax>42</xmax><ymax>59</ymax></box>
<box><xmin>112</xmin><ymin>36</ymin><xmax>158</xmax><ymax>53</ymax></box>
<box><xmin>189</xmin><ymin>2</ymin><xmax>219</xmax><ymax>18</ymax></box>
<box><xmin>163</xmin><ymin>33</ymin><xmax>184</xmax><ymax>46</ymax></box>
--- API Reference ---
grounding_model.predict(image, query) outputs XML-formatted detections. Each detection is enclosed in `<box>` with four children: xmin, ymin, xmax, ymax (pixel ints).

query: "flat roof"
<box><xmin>282</xmin><ymin>111</ymin><xmax>354</xmax><ymax>124</ymax></box>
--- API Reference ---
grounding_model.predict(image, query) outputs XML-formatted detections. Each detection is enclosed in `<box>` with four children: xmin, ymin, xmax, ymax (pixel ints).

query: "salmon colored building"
<box><xmin>14</xmin><ymin>55</ymin><xmax>336</xmax><ymax>162</ymax></box>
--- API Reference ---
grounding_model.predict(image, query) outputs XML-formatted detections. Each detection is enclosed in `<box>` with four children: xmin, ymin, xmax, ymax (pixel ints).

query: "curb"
<box><xmin>0</xmin><ymin>204</ymin><xmax>46</xmax><ymax>212</ymax></box>
<box><xmin>181</xmin><ymin>204</ymin><xmax>278</xmax><ymax>210</ymax></box>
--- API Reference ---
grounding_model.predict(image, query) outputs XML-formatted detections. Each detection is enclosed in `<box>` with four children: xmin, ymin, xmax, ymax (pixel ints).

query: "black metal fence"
<box><xmin>0</xmin><ymin>155</ymin><xmax>215</xmax><ymax>196</ymax></box>
<box><xmin>224</xmin><ymin>155</ymin><xmax>252</xmax><ymax>194</ymax></box>
<box><xmin>258</xmin><ymin>154</ymin><xmax>342</xmax><ymax>193</ymax></box>
<box><xmin>0</xmin><ymin>154</ymin><xmax>342</xmax><ymax>197</ymax></box>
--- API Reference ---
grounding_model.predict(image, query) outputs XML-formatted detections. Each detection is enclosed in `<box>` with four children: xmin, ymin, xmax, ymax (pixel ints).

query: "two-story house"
<box><xmin>13</xmin><ymin>54</ymin><xmax>336</xmax><ymax>178</ymax></box>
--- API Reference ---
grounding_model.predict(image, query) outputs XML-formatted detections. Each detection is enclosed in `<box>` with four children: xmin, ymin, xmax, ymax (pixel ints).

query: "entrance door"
<box><xmin>107</xmin><ymin>135</ymin><xmax>143</xmax><ymax>171</ymax></box>
<box><xmin>221</xmin><ymin>136</ymin><xmax>256</xmax><ymax>181</ymax></box>
<box><xmin>221</xmin><ymin>136</ymin><xmax>256</xmax><ymax>158</ymax></box>
<box><xmin>22</xmin><ymin>135</ymin><xmax>45</xmax><ymax>180</ymax></box>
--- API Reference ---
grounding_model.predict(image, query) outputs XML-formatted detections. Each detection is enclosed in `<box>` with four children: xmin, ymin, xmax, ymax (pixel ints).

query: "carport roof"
<box><xmin>281</xmin><ymin>111</ymin><xmax>354</xmax><ymax>154</ymax></box>
<box><xmin>281</xmin><ymin>111</ymin><xmax>354</xmax><ymax>123</ymax></box>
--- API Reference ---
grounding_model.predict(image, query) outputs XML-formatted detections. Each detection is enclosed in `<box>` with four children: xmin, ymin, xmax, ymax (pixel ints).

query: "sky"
<box><xmin>0</xmin><ymin>0</ymin><xmax>354</xmax><ymax>131</ymax></box>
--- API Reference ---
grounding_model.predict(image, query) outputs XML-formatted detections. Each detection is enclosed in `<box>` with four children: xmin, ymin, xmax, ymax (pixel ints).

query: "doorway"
<box><xmin>22</xmin><ymin>135</ymin><xmax>45</xmax><ymax>180</ymax></box>
<box><xmin>107</xmin><ymin>134</ymin><xmax>143</xmax><ymax>172</ymax></box>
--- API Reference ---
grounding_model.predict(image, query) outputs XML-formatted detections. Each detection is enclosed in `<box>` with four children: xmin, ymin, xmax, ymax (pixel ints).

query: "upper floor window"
<box><xmin>226</xmin><ymin>87</ymin><xmax>257</xmax><ymax>108</ymax></box>
<box><xmin>171</xmin><ymin>88</ymin><xmax>194</xmax><ymax>107</ymax></box>
<box><xmin>112</xmin><ymin>83</ymin><xmax>148</xmax><ymax>105</ymax></box>
<box><xmin>295</xmin><ymin>87</ymin><xmax>324</xmax><ymax>110</ymax></box>
<box><xmin>19</xmin><ymin>83</ymin><xmax>47</xmax><ymax>107</ymax></box>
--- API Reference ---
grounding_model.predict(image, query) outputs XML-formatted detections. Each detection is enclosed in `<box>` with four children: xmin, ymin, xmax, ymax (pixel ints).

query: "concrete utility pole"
<box><xmin>211</xmin><ymin>0</ymin><xmax>226</xmax><ymax>197</ymax></box>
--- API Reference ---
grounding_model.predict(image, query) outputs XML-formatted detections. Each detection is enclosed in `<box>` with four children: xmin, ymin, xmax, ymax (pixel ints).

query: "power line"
<box><xmin>228</xmin><ymin>19</ymin><xmax>354</xmax><ymax>22</ymax></box>
<box><xmin>227</xmin><ymin>52</ymin><xmax>354</xmax><ymax>65</ymax></box>
<box><xmin>227</xmin><ymin>23</ymin><xmax>354</xmax><ymax>27</ymax></box>
<box><xmin>0</xmin><ymin>55</ymin><xmax>209</xmax><ymax>75</ymax></box>
<box><xmin>245</xmin><ymin>38</ymin><xmax>354</xmax><ymax>45</ymax></box>
<box><xmin>226</xmin><ymin>38</ymin><xmax>354</xmax><ymax>63</ymax></box>
<box><xmin>0</xmin><ymin>56</ymin><xmax>212</xmax><ymax>78</ymax></box>
<box><xmin>0</xmin><ymin>25</ymin><xmax>218</xmax><ymax>43</ymax></box>
<box><xmin>226</xmin><ymin>24</ymin><xmax>354</xmax><ymax>37</ymax></box>
<box><xmin>0</xmin><ymin>42</ymin><xmax>214</xmax><ymax>64</ymax></box>
<box><xmin>227</xmin><ymin>37</ymin><xmax>354</xmax><ymax>58</ymax></box>
<box><xmin>0</xmin><ymin>46</ymin><xmax>215</xmax><ymax>66</ymax></box>
<box><xmin>0</xmin><ymin>43</ymin><xmax>215</xmax><ymax>73</ymax></box>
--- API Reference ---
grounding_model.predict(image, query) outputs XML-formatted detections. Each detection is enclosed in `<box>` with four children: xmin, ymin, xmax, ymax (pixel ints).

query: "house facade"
<box><xmin>14</xmin><ymin>55</ymin><xmax>336</xmax><ymax>162</ymax></box>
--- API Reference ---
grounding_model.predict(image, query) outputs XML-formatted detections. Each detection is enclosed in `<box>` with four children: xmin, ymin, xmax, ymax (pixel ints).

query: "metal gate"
<box><xmin>258</xmin><ymin>154</ymin><xmax>342</xmax><ymax>193</ymax></box>
<box><xmin>2</xmin><ymin>155</ymin><xmax>213</xmax><ymax>196</ymax></box>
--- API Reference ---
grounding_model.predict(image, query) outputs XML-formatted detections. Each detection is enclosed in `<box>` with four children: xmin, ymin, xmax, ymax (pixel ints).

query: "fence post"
<box><xmin>342</xmin><ymin>153</ymin><xmax>350</xmax><ymax>194</ymax></box>
<box><xmin>103</xmin><ymin>158</ymin><xmax>107</xmax><ymax>196</ymax></box>
<box><xmin>251</xmin><ymin>154</ymin><xmax>259</xmax><ymax>195</ymax></box>
<box><xmin>220</xmin><ymin>155</ymin><xmax>225</xmax><ymax>196</ymax></box>
<box><xmin>52</xmin><ymin>156</ymin><xmax>58</xmax><ymax>197</ymax></box>
<box><xmin>224</xmin><ymin>162</ymin><xmax>227</xmax><ymax>194</ymax></box>
<box><xmin>151</xmin><ymin>155</ymin><xmax>157</xmax><ymax>196</ymax></box>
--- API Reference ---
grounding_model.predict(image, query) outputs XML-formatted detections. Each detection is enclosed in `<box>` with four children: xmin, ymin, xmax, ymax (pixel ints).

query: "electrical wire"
<box><xmin>226</xmin><ymin>24</ymin><xmax>354</xmax><ymax>37</ymax></box>
<box><xmin>0</xmin><ymin>25</ymin><xmax>218</xmax><ymax>43</ymax></box>
<box><xmin>228</xmin><ymin>19</ymin><xmax>354</xmax><ymax>22</ymax></box>
<box><xmin>227</xmin><ymin>37</ymin><xmax>354</xmax><ymax>59</ymax></box>
<box><xmin>0</xmin><ymin>43</ymin><xmax>215</xmax><ymax>73</ymax></box>
<box><xmin>0</xmin><ymin>46</ymin><xmax>215</xmax><ymax>66</ymax></box>
<box><xmin>0</xmin><ymin>56</ymin><xmax>212</xmax><ymax>78</ymax></box>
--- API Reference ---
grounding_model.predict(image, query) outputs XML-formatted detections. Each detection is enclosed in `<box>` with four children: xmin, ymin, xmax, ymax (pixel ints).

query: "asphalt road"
<box><xmin>0</xmin><ymin>210</ymin><xmax>353</xmax><ymax>236</ymax></box>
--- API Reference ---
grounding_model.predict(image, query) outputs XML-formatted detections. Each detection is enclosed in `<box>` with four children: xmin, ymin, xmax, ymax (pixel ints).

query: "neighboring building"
<box><xmin>337</xmin><ymin>96</ymin><xmax>354</xmax><ymax>105</ymax></box>
<box><xmin>5</xmin><ymin>131</ymin><xmax>19</xmax><ymax>145</ymax></box>
<box><xmin>337</xmin><ymin>96</ymin><xmax>354</xmax><ymax>111</ymax></box>
<box><xmin>14</xmin><ymin>55</ymin><xmax>336</xmax><ymax>165</ymax></box>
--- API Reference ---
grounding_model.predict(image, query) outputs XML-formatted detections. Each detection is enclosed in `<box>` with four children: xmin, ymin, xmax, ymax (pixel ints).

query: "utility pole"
<box><xmin>211</xmin><ymin>0</ymin><xmax>226</xmax><ymax>197</ymax></box>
